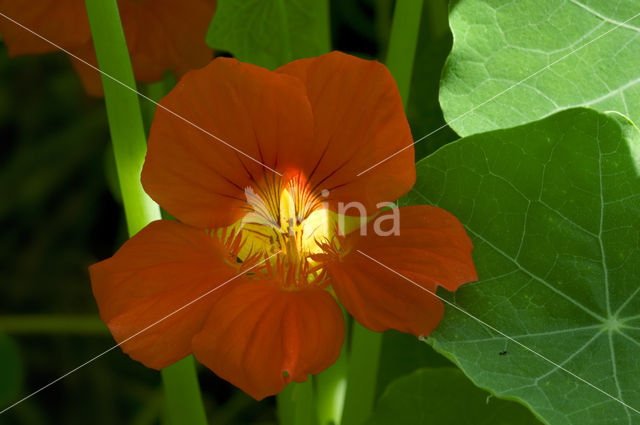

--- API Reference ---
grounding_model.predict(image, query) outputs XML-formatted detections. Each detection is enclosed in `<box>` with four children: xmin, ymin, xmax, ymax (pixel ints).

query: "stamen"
<box><xmin>220</xmin><ymin>173</ymin><xmax>335</xmax><ymax>289</ymax></box>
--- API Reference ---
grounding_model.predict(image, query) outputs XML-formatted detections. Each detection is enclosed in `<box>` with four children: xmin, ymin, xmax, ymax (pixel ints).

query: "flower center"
<box><xmin>222</xmin><ymin>176</ymin><xmax>337</xmax><ymax>289</ymax></box>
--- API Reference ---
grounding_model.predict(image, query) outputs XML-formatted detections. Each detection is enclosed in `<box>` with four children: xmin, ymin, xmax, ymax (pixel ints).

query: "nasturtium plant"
<box><xmin>5</xmin><ymin>0</ymin><xmax>640</xmax><ymax>422</ymax></box>
<box><xmin>206</xmin><ymin>0</ymin><xmax>330</xmax><ymax>69</ymax></box>
<box><xmin>404</xmin><ymin>108</ymin><xmax>640</xmax><ymax>425</ymax></box>
<box><xmin>367</xmin><ymin>368</ymin><xmax>542</xmax><ymax>425</ymax></box>
<box><xmin>439</xmin><ymin>0</ymin><xmax>640</xmax><ymax>136</ymax></box>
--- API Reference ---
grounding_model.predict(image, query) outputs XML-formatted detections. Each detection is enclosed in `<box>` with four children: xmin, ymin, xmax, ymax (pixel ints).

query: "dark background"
<box><xmin>0</xmin><ymin>1</ymin><xmax>455</xmax><ymax>423</ymax></box>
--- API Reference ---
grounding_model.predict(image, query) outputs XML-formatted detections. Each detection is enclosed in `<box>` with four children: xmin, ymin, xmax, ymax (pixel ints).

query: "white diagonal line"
<box><xmin>356</xmin><ymin>250</ymin><xmax>640</xmax><ymax>415</ymax></box>
<box><xmin>357</xmin><ymin>9</ymin><xmax>640</xmax><ymax>177</ymax></box>
<box><xmin>0</xmin><ymin>251</ymin><xmax>281</xmax><ymax>415</ymax></box>
<box><xmin>0</xmin><ymin>12</ymin><xmax>283</xmax><ymax>177</ymax></box>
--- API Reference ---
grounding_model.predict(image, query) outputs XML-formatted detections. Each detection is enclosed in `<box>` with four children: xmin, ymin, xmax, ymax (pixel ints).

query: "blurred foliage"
<box><xmin>0</xmin><ymin>334</ymin><xmax>22</xmax><ymax>407</ymax></box>
<box><xmin>0</xmin><ymin>44</ymin><xmax>275</xmax><ymax>425</ymax></box>
<box><xmin>0</xmin><ymin>1</ymin><xmax>459</xmax><ymax>423</ymax></box>
<box><xmin>376</xmin><ymin>331</ymin><xmax>452</xmax><ymax>401</ymax></box>
<box><xmin>367</xmin><ymin>368</ymin><xmax>543</xmax><ymax>425</ymax></box>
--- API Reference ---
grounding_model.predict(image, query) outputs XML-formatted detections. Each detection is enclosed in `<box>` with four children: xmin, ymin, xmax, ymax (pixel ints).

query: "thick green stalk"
<box><xmin>162</xmin><ymin>356</ymin><xmax>208</xmax><ymax>425</ymax></box>
<box><xmin>384</xmin><ymin>0</ymin><xmax>425</xmax><ymax>106</ymax></box>
<box><xmin>83</xmin><ymin>0</ymin><xmax>158</xmax><ymax>235</ymax></box>
<box><xmin>278</xmin><ymin>379</ymin><xmax>316</xmax><ymax>425</ymax></box>
<box><xmin>339</xmin><ymin>324</ymin><xmax>383</xmax><ymax>425</ymax></box>
<box><xmin>315</xmin><ymin>310</ymin><xmax>349</xmax><ymax>425</ymax></box>
<box><xmin>315</xmin><ymin>355</ymin><xmax>348</xmax><ymax>425</ymax></box>
<box><xmin>425</xmin><ymin>0</ymin><xmax>449</xmax><ymax>40</ymax></box>
<box><xmin>83</xmin><ymin>1</ymin><xmax>208</xmax><ymax>424</ymax></box>
<box><xmin>340</xmin><ymin>2</ymin><xmax>424</xmax><ymax>425</ymax></box>
<box><xmin>278</xmin><ymin>384</ymin><xmax>297</xmax><ymax>425</ymax></box>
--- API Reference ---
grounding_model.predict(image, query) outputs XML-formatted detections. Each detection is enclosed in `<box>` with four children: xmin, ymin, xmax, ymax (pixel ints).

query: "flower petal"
<box><xmin>68</xmin><ymin>42</ymin><xmax>103</xmax><ymax>97</ymax></box>
<box><xmin>74</xmin><ymin>0</ymin><xmax>216</xmax><ymax>97</ymax></box>
<box><xmin>0</xmin><ymin>0</ymin><xmax>214</xmax><ymax>96</ymax></box>
<box><xmin>121</xmin><ymin>0</ymin><xmax>215</xmax><ymax>82</ymax></box>
<box><xmin>89</xmin><ymin>220</ymin><xmax>239</xmax><ymax>369</ymax></box>
<box><xmin>325</xmin><ymin>205</ymin><xmax>477</xmax><ymax>337</ymax></box>
<box><xmin>0</xmin><ymin>0</ymin><xmax>91</xmax><ymax>56</ymax></box>
<box><xmin>141</xmin><ymin>57</ymin><xmax>314</xmax><ymax>228</ymax></box>
<box><xmin>277</xmin><ymin>51</ymin><xmax>416</xmax><ymax>213</ymax></box>
<box><xmin>192</xmin><ymin>280</ymin><xmax>345</xmax><ymax>400</ymax></box>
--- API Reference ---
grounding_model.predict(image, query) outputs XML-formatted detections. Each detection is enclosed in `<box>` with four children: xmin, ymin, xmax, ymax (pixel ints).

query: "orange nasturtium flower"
<box><xmin>90</xmin><ymin>52</ymin><xmax>477</xmax><ymax>399</ymax></box>
<box><xmin>0</xmin><ymin>0</ymin><xmax>216</xmax><ymax>96</ymax></box>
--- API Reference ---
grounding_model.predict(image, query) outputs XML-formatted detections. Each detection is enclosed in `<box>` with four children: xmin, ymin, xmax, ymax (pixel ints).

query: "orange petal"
<box><xmin>0</xmin><ymin>0</ymin><xmax>91</xmax><ymax>56</ymax></box>
<box><xmin>324</xmin><ymin>205</ymin><xmax>477</xmax><ymax>338</ymax></box>
<box><xmin>70</xmin><ymin>0</ymin><xmax>216</xmax><ymax>97</ymax></box>
<box><xmin>0</xmin><ymin>0</ymin><xmax>214</xmax><ymax>96</ymax></box>
<box><xmin>192</xmin><ymin>280</ymin><xmax>345</xmax><ymax>400</ymax></box>
<box><xmin>68</xmin><ymin>42</ymin><xmax>103</xmax><ymax>97</ymax></box>
<box><xmin>89</xmin><ymin>220</ymin><xmax>240</xmax><ymax>369</ymax></box>
<box><xmin>142</xmin><ymin>57</ymin><xmax>314</xmax><ymax>228</ymax></box>
<box><xmin>120</xmin><ymin>0</ymin><xmax>215</xmax><ymax>83</ymax></box>
<box><xmin>277</xmin><ymin>51</ymin><xmax>416</xmax><ymax>213</ymax></box>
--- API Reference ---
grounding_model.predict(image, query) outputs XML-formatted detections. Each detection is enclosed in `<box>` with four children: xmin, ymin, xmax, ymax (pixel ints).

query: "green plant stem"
<box><xmin>83</xmin><ymin>0</ymin><xmax>158</xmax><ymax>235</ymax></box>
<box><xmin>277</xmin><ymin>384</ymin><xmax>297</xmax><ymax>425</ymax></box>
<box><xmin>277</xmin><ymin>379</ymin><xmax>316</xmax><ymax>425</ymax></box>
<box><xmin>340</xmin><ymin>324</ymin><xmax>383</xmax><ymax>425</ymax></box>
<box><xmin>315</xmin><ymin>310</ymin><xmax>349</xmax><ymax>425</ymax></box>
<box><xmin>0</xmin><ymin>315</ymin><xmax>108</xmax><ymax>334</ymax></box>
<box><xmin>425</xmin><ymin>0</ymin><xmax>449</xmax><ymax>39</ymax></box>
<box><xmin>83</xmin><ymin>1</ymin><xmax>208</xmax><ymax>424</ymax></box>
<box><xmin>162</xmin><ymin>357</ymin><xmax>208</xmax><ymax>425</ymax></box>
<box><xmin>384</xmin><ymin>0</ymin><xmax>425</xmax><ymax>106</ymax></box>
<box><xmin>340</xmin><ymin>2</ymin><xmax>424</xmax><ymax>425</ymax></box>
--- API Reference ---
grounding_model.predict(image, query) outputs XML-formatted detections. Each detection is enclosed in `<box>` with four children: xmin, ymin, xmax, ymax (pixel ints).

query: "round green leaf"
<box><xmin>404</xmin><ymin>108</ymin><xmax>640</xmax><ymax>425</ymax></box>
<box><xmin>206</xmin><ymin>0</ymin><xmax>330</xmax><ymax>70</ymax></box>
<box><xmin>368</xmin><ymin>368</ymin><xmax>542</xmax><ymax>425</ymax></box>
<box><xmin>439</xmin><ymin>0</ymin><xmax>640</xmax><ymax>136</ymax></box>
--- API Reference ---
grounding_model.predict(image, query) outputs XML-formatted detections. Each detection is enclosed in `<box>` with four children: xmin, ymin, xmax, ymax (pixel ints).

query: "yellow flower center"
<box><xmin>216</xmin><ymin>175</ymin><xmax>367</xmax><ymax>289</ymax></box>
<box><xmin>218</xmin><ymin>177</ymin><xmax>336</xmax><ymax>289</ymax></box>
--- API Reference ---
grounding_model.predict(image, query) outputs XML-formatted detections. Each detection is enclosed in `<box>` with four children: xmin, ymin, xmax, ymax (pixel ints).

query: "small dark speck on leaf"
<box><xmin>499</xmin><ymin>350</ymin><xmax>508</xmax><ymax>356</ymax></box>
